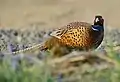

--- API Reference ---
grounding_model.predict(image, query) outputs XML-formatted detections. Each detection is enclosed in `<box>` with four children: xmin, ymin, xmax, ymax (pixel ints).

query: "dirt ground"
<box><xmin>0</xmin><ymin>0</ymin><xmax>120</xmax><ymax>29</ymax></box>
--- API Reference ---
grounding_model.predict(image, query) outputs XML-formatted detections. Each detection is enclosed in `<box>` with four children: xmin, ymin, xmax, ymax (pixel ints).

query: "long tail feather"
<box><xmin>11</xmin><ymin>42</ymin><xmax>47</xmax><ymax>55</ymax></box>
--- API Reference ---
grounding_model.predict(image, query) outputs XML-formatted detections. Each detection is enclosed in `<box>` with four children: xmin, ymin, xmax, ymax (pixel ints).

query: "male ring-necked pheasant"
<box><xmin>12</xmin><ymin>15</ymin><xmax>104</xmax><ymax>55</ymax></box>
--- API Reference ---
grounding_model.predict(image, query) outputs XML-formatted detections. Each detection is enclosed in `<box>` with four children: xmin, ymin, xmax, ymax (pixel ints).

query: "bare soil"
<box><xmin>0</xmin><ymin>0</ymin><xmax>120</xmax><ymax>29</ymax></box>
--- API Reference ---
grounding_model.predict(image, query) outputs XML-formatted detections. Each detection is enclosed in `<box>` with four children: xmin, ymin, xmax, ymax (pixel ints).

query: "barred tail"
<box><xmin>12</xmin><ymin>43</ymin><xmax>48</xmax><ymax>55</ymax></box>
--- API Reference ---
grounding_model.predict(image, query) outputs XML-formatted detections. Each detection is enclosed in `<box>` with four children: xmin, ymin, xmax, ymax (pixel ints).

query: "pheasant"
<box><xmin>11</xmin><ymin>15</ymin><xmax>104</xmax><ymax>55</ymax></box>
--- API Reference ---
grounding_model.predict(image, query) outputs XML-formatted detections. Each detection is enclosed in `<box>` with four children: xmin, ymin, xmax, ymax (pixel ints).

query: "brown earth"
<box><xmin>0</xmin><ymin>0</ymin><xmax>120</xmax><ymax>29</ymax></box>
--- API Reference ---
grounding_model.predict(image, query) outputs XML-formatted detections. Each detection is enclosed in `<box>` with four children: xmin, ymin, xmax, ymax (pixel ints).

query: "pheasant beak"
<box><xmin>95</xmin><ymin>18</ymin><xmax>99</xmax><ymax>22</ymax></box>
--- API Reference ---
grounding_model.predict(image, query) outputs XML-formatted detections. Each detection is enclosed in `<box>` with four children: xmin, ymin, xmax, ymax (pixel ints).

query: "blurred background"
<box><xmin>0</xmin><ymin>1</ymin><xmax>120</xmax><ymax>82</ymax></box>
<box><xmin>0</xmin><ymin>0</ymin><xmax>120</xmax><ymax>29</ymax></box>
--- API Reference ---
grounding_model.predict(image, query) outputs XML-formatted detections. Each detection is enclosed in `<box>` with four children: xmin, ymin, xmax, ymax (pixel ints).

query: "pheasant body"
<box><xmin>48</xmin><ymin>21</ymin><xmax>104</xmax><ymax>50</ymax></box>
